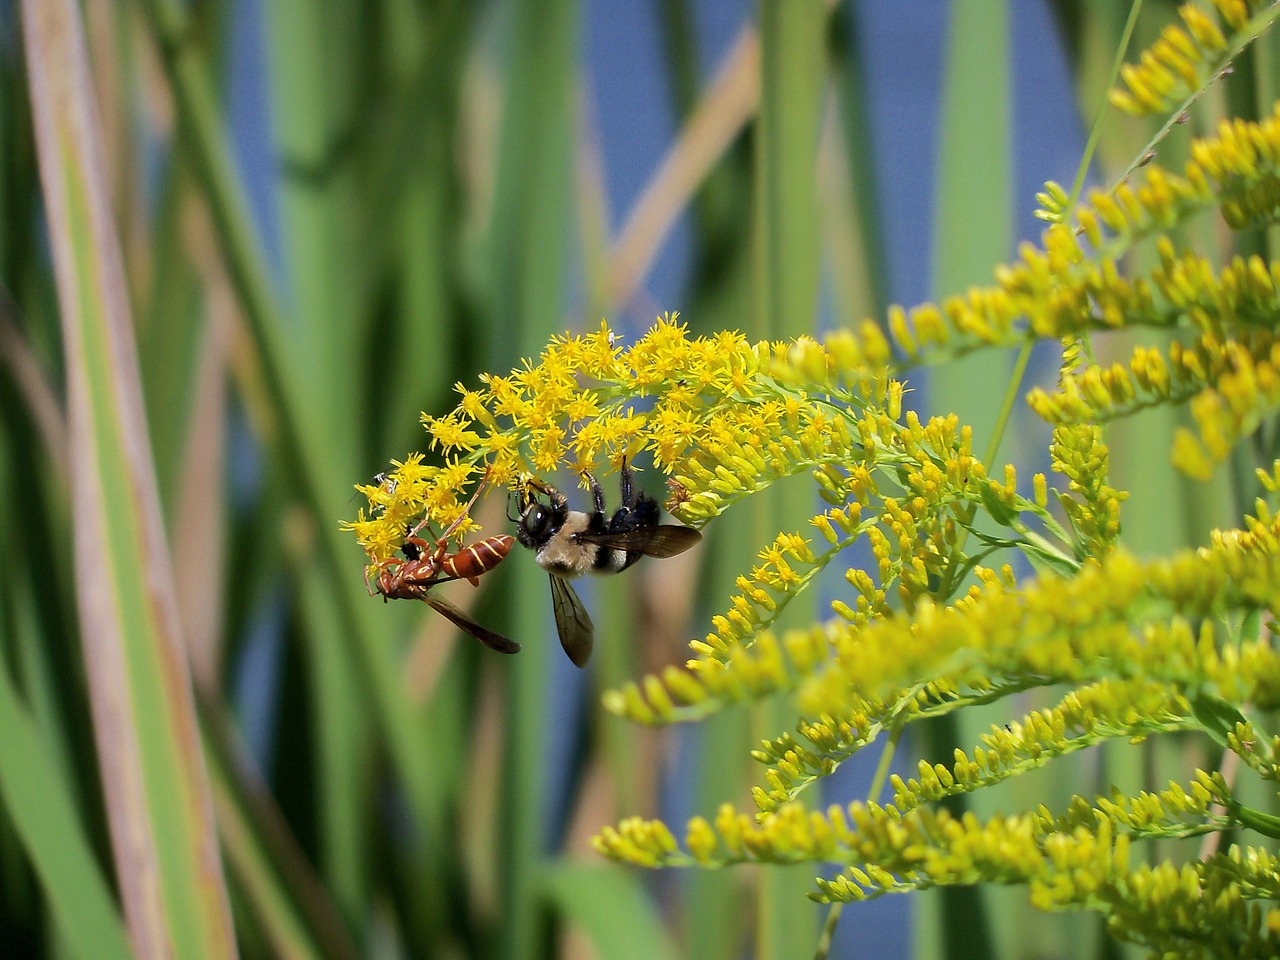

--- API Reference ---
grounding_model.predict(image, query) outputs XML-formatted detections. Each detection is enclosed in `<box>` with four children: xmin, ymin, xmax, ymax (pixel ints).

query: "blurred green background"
<box><xmin>1</xmin><ymin>1</ymin><xmax>1268</xmax><ymax>958</ymax></box>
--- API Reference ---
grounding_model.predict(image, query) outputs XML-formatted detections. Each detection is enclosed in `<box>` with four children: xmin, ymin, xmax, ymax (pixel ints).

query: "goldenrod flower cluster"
<box><xmin>595</xmin><ymin>770</ymin><xmax>1235</xmax><ymax>871</ymax></box>
<box><xmin>346</xmin><ymin>22</ymin><xmax>1280</xmax><ymax>956</ymax></box>
<box><xmin>346</xmin><ymin>316</ymin><xmax>901</xmax><ymax>562</ymax></box>
<box><xmin>797</xmin><ymin>503</ymin><xmax>1280</xmax><ymax>717</ymax></box>
<box><xmin>1107</xmin><ymin>1</ymin><xmax>1279</xmax><ymax>117</ymax></box>
<box><xmin>595</xmin><ymin>790</ymin><xmax>1280</xmax><ymax>957</ymax></box>
<box><xmin>1030</xmin><ymin>241</ymin><xmax>1280</xmax><ymax>479</ymax></box>
<box><xmin>886</xmin><ymin>677</ymin><xmax>1194</xmax><ymax>816</ymax></box>
<box><xmin>350</xmin><ymin>103</ymin><xmax>1280</xmax><ymax>559</ymax></box>
<box><xmin>602</xmin><ymin>402</ymin><xmax>1083</xmax><ymax>728</ymax></box>
<box><xmin>594</xmin><ymin>81</ymin><xmax>1280</xmax><ymax>960</ymax></box>
<box><xmin>605</xmin><ymin>490</ymin><xmax>1280</xmax><ymax>817</ymax></box>
<box><xmin>1048</xmin><ymin>423</ymin><xmax>1126</xmax><ymax>557</ymax></box>
<box><xmin>344</xmin><ymin>455</ymin><xmax>486</xmax><ymax>563</ymax></box>
<box><xmin>906</xmin><ymin>103</ymin><xmax>1280</xmax><ymax>479</ymax></box>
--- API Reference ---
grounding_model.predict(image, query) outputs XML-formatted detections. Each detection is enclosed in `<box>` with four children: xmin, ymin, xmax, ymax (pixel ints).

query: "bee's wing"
<box><xmin>424</xmin><ymin>595</ymin><xmax>521</xmax><ymax>655</ymax></box>
<box><xmin>548</xmin><ymin>573</ymin><xmax>594</xmax><ymax>667</ymax></box>
<box><xmin>575</xmin><ymin>525</ymin><xmax>702</xmax><ymax>559</ymax></box>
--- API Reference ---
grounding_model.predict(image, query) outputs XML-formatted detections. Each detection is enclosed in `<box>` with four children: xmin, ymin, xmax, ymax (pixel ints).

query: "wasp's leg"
<box><xmin>408</xmin><ymin>466</ymin><xmax>492</xmax><ymax>542</ymax></box>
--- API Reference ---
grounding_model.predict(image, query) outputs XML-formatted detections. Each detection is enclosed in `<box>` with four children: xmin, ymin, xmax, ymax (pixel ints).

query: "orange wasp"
<box><xmin>366</xmin><ymin>475</ymin><xmax>520</xmax><ymax>656</ymax></box>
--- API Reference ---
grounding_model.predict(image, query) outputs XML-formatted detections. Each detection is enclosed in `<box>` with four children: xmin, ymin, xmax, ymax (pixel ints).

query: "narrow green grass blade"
<box><xmin>669</xmin><ymin>233</ymin><xmax>759</xmax><ymax>960</ymax></box>
<box><xmin>135</xmin><ymin>12</ymin><xmax>467</xmax><ymax>951</ymax></box>
<box><xmin>0</xmin><ymin>662</ymin><xmax>132</xmax><ymax>960</ymax></box>
<box><xmin>391</xmin><ymin>165</ymin><xmax>455</xmax><ymax>442</ymax></box>
<box><xmin>248</xmin><ymin>10</ymin><xmax>375</xmax><ymax>931</ymax></box>
<box><xmin>686</xmin><ymin>708</ymin><xmax>751</xmax><ymax>960</ymax></box>
<box><xmin>827</xmin><ymin>8</ymin><xmax>887</xmax><ymax>326</ymax></box>
<box><xmin>930</xmin><ymin>0</ymin><xmax>1012</xmax><ymax>455</ymax></box>
<box><xmin>378</xmin><ymin>5</ymin><xmax>478</xmax><ymax>445</ymax></box>
<box><xmin>541</xmin><ymin>863</ymin><xmax>679</xmax><ymax>960</ymax></box>
<box><xmin>260</xmin><ymin>0</ymin><xmax>363</xmax><ymax>471</ymax></box>
<box><xmin>202</xmin><ymin>712</ymin><xmax>362</xmax><ymax>960</ymax></box>
<box><xmin>296</xmin><ymin>566</ymin><xmax>370</xmax><ymax>923</ymax></box>
<box><xmin>755</xmin><ymin>2</ymin><xmax>827</xmax><ymax>955</ymax></box>
<box><xmin>499</xmin><ymin>536</ymin><xmax>555</xmax><ymax>960</ymax></box>
<box><xmin>755</xmin><ymin>0</ymin><xmax>825</xmax><ymax>338</ymax></box>
<box><xmin>0</xmin><ymin>376</ymin><xmax>82</xmax><ymax>827</ymax></box>
<box><xmin>921</xmin><ymin>3</ymin><xmax>1011</xmax><ymax>960</ymax></box>
<box><xmin>477</xmin><ymin>0</ymin><xmax>580</xmax><ymax>954</ymax></box>
<box><xmin>22</xmin><ymin>1</ymin><xmax>235</xmax><ymax>955</ymax></box>
<box><xmin>135</xmin><ymin>165</ymin><xmax>203</xmax><ymax>512</ymax></box>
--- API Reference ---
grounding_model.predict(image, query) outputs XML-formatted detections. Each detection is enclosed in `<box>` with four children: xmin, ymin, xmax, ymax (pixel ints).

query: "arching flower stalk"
<box><xmin>343</xmin><ymin>7</ymin><xmax>1280</xmax><ymax>956</ymax></box>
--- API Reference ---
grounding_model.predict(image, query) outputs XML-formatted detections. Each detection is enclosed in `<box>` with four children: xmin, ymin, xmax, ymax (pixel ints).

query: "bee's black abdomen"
<box><xmin>632</xmin><ymin>493</ymin><xmax>660</xmax><ymax>529</ymax></box>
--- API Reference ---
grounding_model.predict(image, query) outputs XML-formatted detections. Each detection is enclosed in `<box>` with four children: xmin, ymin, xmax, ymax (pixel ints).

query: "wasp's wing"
<box><xmin>548</xmin><ymin>573</ymin><xmax>594</xmax><ymax>667</ymax></box>
<box><xmin>575</xmin><ymin>524</ymin><xmax>702</xmax><ymax>558</ymax></box>
<box><xmin>424</xmin><ymin>595</ymin><xmax>521</xmax><ymax>655</ymax></box>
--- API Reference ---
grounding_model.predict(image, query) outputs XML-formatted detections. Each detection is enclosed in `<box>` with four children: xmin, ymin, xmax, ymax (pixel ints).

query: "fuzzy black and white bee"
<box><xmin>514</xmin><ymin>460</ymin><xmax>702</xmax><ymax>667</ymax></box>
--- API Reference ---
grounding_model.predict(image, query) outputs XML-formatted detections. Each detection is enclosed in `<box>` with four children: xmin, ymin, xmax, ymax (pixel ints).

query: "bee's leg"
<box><xmin>584</xmin><ymin>469</ymin><xmax>607</xmax><ymax>515</ymax></box>
<box><xmin>527</xmin><ymin>475</ymin><xmax>569</xmax><ymax>511</ymax></box>
<box><xmin>604</xmin><ymin>459</ymin><xmax>641</xmax><ymax>532</ymax></box>
<box><xmin>618</xmin><ymin>457</ymin><xmax>636</xmax><ymax>510</ymax></box>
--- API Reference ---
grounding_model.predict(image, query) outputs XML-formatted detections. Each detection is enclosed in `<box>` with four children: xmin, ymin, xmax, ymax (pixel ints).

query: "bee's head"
<box><xmin>507</xmin><ymin>476</ymin><xmax>538</xmax><ymax>522</ymax></box>
<box><xmin>515</xmin><ymin>498</ymin><xmax>552</xmax><ymax>549</ymax></box>
<box><xmin>513</xmin><ymin>476</ymin><xmax>565</xmax><ymax>549</ymax></box>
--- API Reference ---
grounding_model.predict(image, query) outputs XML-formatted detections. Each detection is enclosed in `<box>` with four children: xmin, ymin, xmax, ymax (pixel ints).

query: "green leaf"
<box><xmin>1230</xmin><ymin>803</ymin><xmax>1280</xmax><ymax>840</ymax></box>
<box><xmin>978</xmin><ymin>482</ymin><xmax>1018</xmax><ymax>529</ymax></box>
<box><xmin>1017</xmin><ymin>537</ymin><xmax>1082</xmax><ymax>579</ymax></box>
<box><xmin>1189</xmin><ymin>692</ymin><xmax>1249</xmax><ymax>750</ymax></box>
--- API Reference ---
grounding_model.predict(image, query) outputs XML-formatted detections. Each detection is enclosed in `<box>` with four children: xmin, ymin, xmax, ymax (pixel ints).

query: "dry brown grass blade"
<box><xmin>173</xmin><ymin>199</ymin><xmax>233</xmax><ymax>695</ymax></box>
<box><xmin>22</xmin><ymin>0</ymin><xmax>236</xmax><ymax>954</ymax></box>
<box><xmin>605</xmin><ymin>26</ymin><xmax>760</xmax><ymax>310</ymax></box>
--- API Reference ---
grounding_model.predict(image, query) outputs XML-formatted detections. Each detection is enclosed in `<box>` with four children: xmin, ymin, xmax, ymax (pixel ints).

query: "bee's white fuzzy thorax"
<box><xmin>534</xmin><ymin>511</ymin><xmax>597</xmax><ymax>578</ymax></box>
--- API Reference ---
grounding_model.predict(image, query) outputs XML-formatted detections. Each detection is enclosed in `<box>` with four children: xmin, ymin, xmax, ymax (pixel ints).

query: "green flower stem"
<box><xmin>1114</xmin><ymin>2</ymin><xmax>1280</xmax><ymax>186</ymax></box>
<box><xmin>813</xmin><ymin>722</ymin><xmax>902</xmax><ymax>960</ymax></box>
<box><xmin>1068</xmin><ymin>0</ymin><xmax>1143</xmax><ymax>212</ymax></box>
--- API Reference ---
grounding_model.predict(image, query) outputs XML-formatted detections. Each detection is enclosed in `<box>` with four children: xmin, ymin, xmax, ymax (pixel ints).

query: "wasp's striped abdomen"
<box><xmin>440</xmin><ymin>534</ymin><xmax>514</xmax><ymax>583</ymax></box>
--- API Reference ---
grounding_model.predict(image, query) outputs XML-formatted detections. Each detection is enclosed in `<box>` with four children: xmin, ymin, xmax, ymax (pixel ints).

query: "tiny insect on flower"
<box><xmin>366</xmin><ymin>472</ymin><xmax>520</xmax><ymax>656</ymax></box>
